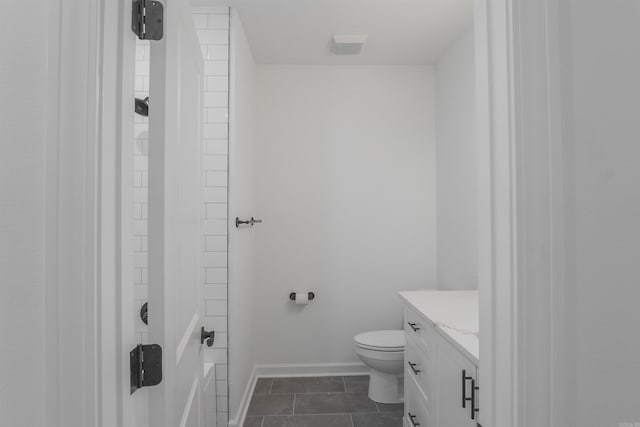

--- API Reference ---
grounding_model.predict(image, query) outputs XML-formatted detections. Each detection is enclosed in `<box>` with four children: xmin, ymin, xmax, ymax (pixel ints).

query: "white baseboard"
<box><xmin>228</xmin><ymin>362</ymin><xmax>368</xmax><ymax>426</ymax></box>
<box><xmin>254</xmin><ymin>362</ymin><xmax>368</xmax><ymax>378</ymax></box>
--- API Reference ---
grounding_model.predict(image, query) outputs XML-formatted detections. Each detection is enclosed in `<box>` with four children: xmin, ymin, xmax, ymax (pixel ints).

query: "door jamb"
<box><xmin>46</xmin><ymin>0</ymin><xmax>104</xmax><ymax>425</ymax></box>
<box><xmin>476</xmin><ymin>1</ymin><xmax>565</xmax><ymax>426</ymax></box>
<box><xmin>93</xmin><ymin>0</ymin><xmax>138</xmax><ymax>425</ymax></box>
<box><xmin>88</xmin><ymin>1</ymin><xmax>544</xmax><ymax>426</ymax></box>
<box><xmin>475</xmin><ymin>1</ymin><xmax>519</xmax><ymax>426</ymax></box>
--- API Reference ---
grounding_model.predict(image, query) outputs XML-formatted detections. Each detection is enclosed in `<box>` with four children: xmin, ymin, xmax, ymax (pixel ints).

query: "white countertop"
<box><xmin>399</xmin><ymin>290</ymin><xmax>479</xmax><ymax>364</ymax></box>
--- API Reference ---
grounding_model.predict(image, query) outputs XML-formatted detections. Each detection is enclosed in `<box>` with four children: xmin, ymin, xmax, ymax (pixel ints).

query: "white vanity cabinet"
<box><xmin>400</xmin><ymin>291</ymin><xmax>480</xmax><ymax>427</ymax></box>
<box><xmin>436</xmin><ymin>340</ymin><xmax>478</xmax><ymax>427</ymax></box>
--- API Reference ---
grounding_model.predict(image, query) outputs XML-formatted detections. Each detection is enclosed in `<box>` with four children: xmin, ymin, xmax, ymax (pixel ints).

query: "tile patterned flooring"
<box><xmin>244</xmin><ymin>376</ymin><xmax>404</xmax><ymax>427</ymax></box>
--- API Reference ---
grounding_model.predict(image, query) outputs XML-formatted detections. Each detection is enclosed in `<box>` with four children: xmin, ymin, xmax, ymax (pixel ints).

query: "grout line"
<box><xmin>350</xmin><ymin>413</ymin><xmax>355</xmax><ymax>427</ymax></box>
<box><xmin>342</xmin><ymin>376</ymin><xmax>347</xmax><ymax>393</ymax></box>
<box><xmin>292</xmin><ymin>393</ymin><xmax>296</xmax><ymax>416</ymax></box>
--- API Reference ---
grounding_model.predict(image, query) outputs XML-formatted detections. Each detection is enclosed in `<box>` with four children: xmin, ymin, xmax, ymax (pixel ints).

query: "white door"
<box><xmin>147</xmin><ymin>1</ymin><xmax>205</xmax><ymax>426</ymax></box>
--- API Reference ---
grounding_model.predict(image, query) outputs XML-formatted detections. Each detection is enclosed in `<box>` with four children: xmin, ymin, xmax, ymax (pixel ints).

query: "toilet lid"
<box><xmin>354</xmin><ymin>330</ymin><xmax>404</xmax><ymax>350</ymax></box>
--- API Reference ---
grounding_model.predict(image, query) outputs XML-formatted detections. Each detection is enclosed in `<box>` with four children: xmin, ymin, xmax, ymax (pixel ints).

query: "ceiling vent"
<box><xmin>331</xmin><ymin>35</ymin><xmax>367</xmax><ymax>55</ymax></box>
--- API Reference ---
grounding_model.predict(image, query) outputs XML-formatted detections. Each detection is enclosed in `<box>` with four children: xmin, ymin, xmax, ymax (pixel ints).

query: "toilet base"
<box><xmin>367</xmin><ymin>370</ymin><xmax>404</xmax><ymax>404</ymax></box>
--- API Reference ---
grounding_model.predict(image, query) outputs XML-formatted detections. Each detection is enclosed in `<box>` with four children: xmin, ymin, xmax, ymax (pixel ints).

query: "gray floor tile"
<box><xmin>247</xmin><ymin>394</ymin><xmax>294</xmax><ymax>416</ymax></box>
<box><xmin>271</xmin><ymin>376</ymin><xmax>345</xmax><ymax>394</ymax></box>
<box><xmin>262</xmin><ymin>414</ymin><xmax>352</xmax><ymax>427</ymax></box>
<box><xmin>352</xmin><ymin>413</ymin><xmax>404</xmax><ymax>427</ymax></box>
<box><xmin>243</xmin><ymin>415</ymin><xmax>264</xmax><ymax>427</ymax></box>
<box><xmin>294</xmin><ymin>392</ymin><xmax>377</xmax><ymax>414</ymax></box>
<box><xmin>375</xmin><ymin>402</ymin><xmax>404</xmax><ymax>414</ymax></box>
<box><xmin>254</xmin><ymin>378</ymin><xmax>273</xmax><ymax>395</ymax></box>
<box><xmin>344</xmin><ymin>375</ymin><xmax>370</xmax><ymax>394</ymax></box>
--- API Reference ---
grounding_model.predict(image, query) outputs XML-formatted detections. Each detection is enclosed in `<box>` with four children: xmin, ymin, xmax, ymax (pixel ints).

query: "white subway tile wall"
<box><xmin>134</xmin><ymin>39</ymin><xmax>150</xmax><ymax>346</ymax></box>
<box><xmin>197</xmin><ymin>8</ymin><xmax>230</xmax><ymax>425</ymax></box>
<box><xmin>132</xmin><ymin>8</ymin><xmax>229</xmax><ymax>424</ymax></box>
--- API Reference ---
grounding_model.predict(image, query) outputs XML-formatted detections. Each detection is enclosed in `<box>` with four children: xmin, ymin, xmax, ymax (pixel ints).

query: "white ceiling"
<box><xmin>197</xmin><ymin>0</ymin><xmax>474</xmax><ymax>65</ymax></box>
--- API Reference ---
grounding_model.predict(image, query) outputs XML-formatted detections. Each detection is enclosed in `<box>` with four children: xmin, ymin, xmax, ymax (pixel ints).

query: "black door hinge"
<box><xmin>132</xmin><ymin>0</ymin><xmax>164</xmax><ymax>41</ymax></box>
<box><xmin>130</xmin><ymin>344</ymin><xmax>162</xmax><ymax>394</ymax></box>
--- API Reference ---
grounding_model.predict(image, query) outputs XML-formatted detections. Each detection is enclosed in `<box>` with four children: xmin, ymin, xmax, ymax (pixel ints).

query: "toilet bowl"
<box><xmin>354</xmin><ymin>330</ymin><xmax>405</xmax><ymax>404</ymax></box>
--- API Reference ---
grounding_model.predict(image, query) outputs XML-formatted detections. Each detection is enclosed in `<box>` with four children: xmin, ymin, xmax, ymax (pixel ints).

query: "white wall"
<box><xmin>514</xmin><ymin>1</ymin><xmax>640</xmax><ymax>425</ymax></box>
<box><xmin>435</xmin><ymin>28</ymin><xmax>477</xmax><ymax>290</ymax></box>
<box><xmin>559</xmin><ymin>1</ymin><xmax>640</xmax><ymax>425</ymax></box>
<box><xmin>253</xmin><ymin>65</ymin><xmax>437</xmax><ymax>365</ymax></box>
<box><xmin>0</xmin><ymin>1</ymin><xmax>47</xmax><ymax>425</ymax></box>
<box><xmin>228</xmin><ymin>10</ymin><xmax>259</xmax><ymax>421</ymax></box>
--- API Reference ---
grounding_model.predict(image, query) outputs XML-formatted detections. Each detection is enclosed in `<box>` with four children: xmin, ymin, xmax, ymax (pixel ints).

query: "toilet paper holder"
<box><xmin>289</xmin><ymin>292</ymin><xmax>315</xmax><ymax>301</ymax></box>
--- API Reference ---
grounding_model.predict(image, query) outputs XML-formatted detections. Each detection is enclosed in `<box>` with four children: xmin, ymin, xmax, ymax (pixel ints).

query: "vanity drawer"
<box><xmin>404</xmin><ymin>374</ymin><xmax>434</xmax><ymax>427</ymax></box>
<box><xmin>405</xmin><ymin>333</ymin><xmax>436</xmax><ymax>408</ymax></box>
<box><xmin>404</xmin><ymin>307</ymin><xmax>438</xmax><ymax>351</ymax></box>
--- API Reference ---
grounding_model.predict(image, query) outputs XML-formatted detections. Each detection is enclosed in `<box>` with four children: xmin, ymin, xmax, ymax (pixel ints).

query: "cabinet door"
<box><xmin>404</xmin><ymin>373</ymin><xmax>435</xmax><ymax>427</ymax></box>
<box><xmin>436</xmin><ymin>339</ymin><xmax>478</xmax><ymax>427</ymax></box>
<box><xmin>405</xmin><ymin>333</ymin><xmax>436</xmax><ymax>414</ymax></box>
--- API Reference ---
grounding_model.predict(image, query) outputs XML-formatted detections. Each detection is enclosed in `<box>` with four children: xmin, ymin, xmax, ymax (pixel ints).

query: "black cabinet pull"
<box><xmin>408</xmin><ymin>412</ymin><xmax>421</xmax><ymax>427</ymax></box>
<box><xmin>408</xmin><ymin>361</ymin><xmax>421</xmax><ymax>375</ymax></box>
<box><xmin>462</xmin><ymin>369</ymin><xmax>473</xmax><ymax>408</ymax></box>
<box><xmin>407</xmin><ymin>322</ymin><xmax>420</xmax><ymax>332</ymax></box>
<box><xmin>470</xmin><ymin>379</ymin><xmax>479</xmax><ymax>419</ymax></box>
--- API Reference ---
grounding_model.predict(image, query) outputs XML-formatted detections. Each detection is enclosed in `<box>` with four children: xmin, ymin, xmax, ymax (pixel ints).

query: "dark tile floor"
<box><xmin>244</xmin><ymin>375</ymin><xmax>404</xmax><ymax>427</ymax></box>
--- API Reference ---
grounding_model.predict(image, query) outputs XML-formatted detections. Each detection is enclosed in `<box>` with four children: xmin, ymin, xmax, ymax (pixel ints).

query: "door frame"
<box><xmin>475</xmin><ymin>1</ymin><xmax>566</xmax><ymax>426</ymax></box>
<box><xmin>45</xmin><ymin>0</ymin><xmax>139</xmax><ymax>425</ymax></box>
<box><xmin>44</xmin><ymin>0</ymin><xmax>121</xmax><ymax>425</ymax></box>
<box><xmin>98</xmin><ymin>0</ymin><xmax>139</xmax><ymax>425</ymax></box>
<box><xmin>50</xmin><ymin>0</ymin><xmax>563</xmax><ymax>425</ymax></box>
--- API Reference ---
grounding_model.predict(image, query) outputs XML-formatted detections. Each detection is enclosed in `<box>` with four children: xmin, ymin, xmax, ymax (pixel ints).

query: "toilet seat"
<box><xmin>354</xmin><ymin>330</ymin><xmax>404</xmax><ymax>352</ymax></box>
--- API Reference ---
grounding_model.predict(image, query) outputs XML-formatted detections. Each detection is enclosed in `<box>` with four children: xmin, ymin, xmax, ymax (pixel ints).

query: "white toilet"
<box><xmin>353</xmin><ymin>330</ymin><xmax>405</xmax><ymax>404</ymax></box>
